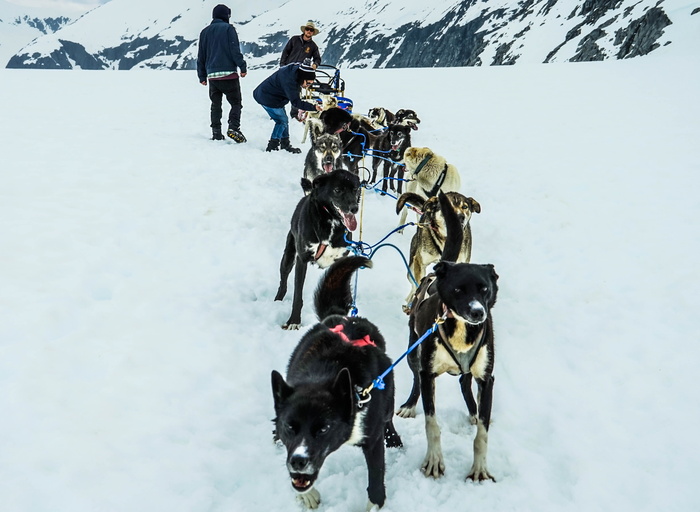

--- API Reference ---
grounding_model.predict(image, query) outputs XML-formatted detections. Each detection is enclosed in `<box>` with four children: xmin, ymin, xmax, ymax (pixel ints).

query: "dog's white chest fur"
<box><xmin>345</xmin><ymin>408</ymin><xmax>367</xmax><ymax>445</ymax></box>
<box><xmin>308</xmin><ymin>242</ymin><xmax>349</xmax><ymax>269</ymax></box>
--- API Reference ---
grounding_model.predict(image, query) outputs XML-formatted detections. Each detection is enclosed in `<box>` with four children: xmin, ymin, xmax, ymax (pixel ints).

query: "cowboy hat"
<box><xmin>300</xmin><ymin>20</ymin><xmax>320</xmax><ymax>36</ymax></box>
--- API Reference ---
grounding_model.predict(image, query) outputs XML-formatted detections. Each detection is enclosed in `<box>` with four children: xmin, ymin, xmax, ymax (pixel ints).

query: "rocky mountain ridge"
<box><xmin>4</xmin><ymin>0</ymin><xmax>699</xmax><ymax>70</ymax></box>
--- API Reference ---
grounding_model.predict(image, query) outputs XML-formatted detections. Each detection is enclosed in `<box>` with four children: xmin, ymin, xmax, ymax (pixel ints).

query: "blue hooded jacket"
<box><xmin>253</xmin><ymin>63</ymin><xmax>317</xmax><ymax>111</ymax></box>
<box><xmin>197</xmin><ymin>19</ymin><xmax>247</xmax><ymax>82</ymax></box>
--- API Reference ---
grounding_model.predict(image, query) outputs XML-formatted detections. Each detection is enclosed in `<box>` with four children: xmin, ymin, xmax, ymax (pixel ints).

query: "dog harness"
<box><xmin>329</xmin><ymin>324</ymin><xmax>376</xmax><ymax>347</ymax></box>
<box><xmin>411</xmin><ymin>276</ymin><xmax>486</xmax><ymax>375</ymax></box>
<box><xmin>423</xmin><ymin>164</ymin><xmax>449</xmax><ymax>198</ymax></box>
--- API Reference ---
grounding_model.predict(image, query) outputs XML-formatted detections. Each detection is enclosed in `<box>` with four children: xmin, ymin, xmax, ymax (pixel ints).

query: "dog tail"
<box><xmin>314</xmin><ymin>256</ymin><xmax>372</xmax><ymax>319</ymax></box>
<box><xmin>439</xmin><ymin>191</ymin><xmax>464</xmax><ymax>263</ymax></box>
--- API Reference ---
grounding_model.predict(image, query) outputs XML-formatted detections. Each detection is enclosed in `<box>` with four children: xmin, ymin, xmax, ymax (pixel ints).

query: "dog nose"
<box><xmin>289</xmin><ymin>454</ymin><xmax>310</xmax><ymax>472</ymax></box>
<box><xmin>466</xmin><ymin>300</ymin><xmax>487</xmax><ymax>324</ymax></box>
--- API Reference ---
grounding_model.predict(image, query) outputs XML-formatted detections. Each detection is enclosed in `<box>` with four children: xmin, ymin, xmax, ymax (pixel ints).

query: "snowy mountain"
<box><xmin>5</xmin><ymin>0</ymin><xmax>700</xmax><ymax>70</ymax></box>
<box><xmin>0</xmin><ymin>0</ymin><xmax>75</xmax><ymax>67</ymax></box>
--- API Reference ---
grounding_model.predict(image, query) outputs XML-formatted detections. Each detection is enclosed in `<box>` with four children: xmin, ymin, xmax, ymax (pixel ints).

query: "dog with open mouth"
<box><xmin>274</xmin><ymin>169</ymin><xmax>360</xmax><ymax>330</ymax></box>
<box><xmin>303</xmin><ymin>120</ymin><xmax>343</xmax><ymax>182</ymax></box>
<box><xmin>394</xmin><ymin>108</ymin><xmax>421</xmax><ymax>131</ymax></box>
<box><xmin>272</xmin><ymin>255</ymin><xmax>403</xmax><ymax>510</ymax></box>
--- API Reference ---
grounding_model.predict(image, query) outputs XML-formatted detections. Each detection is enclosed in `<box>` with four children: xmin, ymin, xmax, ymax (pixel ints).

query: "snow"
<box><xmin>1</xmin><ymin>55</ymin><xmax>699</xmax><ymax>511</ymax></box>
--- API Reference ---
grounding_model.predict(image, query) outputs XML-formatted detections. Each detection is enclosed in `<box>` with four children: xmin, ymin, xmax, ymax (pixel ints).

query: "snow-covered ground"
<box><xmin>1</xmin><ymin>55</ymin><xmax>699</xmax><ymax>511</ymax></box>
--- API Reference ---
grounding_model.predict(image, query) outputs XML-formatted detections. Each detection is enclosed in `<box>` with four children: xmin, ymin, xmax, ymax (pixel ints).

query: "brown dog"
<box><xmin>396</xmin><ymin>191</ymin><xmax>481</xmax><ymax>313</ymax></box>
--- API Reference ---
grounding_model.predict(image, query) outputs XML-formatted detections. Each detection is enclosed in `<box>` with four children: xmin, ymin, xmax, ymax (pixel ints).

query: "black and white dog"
<box><xmin>397</xmin><ymin>192</ymin><xmax>499</xmax><ymax>482</ymax></box>
<box><xmin>367</xmin><ymin>107</ymin><xmax>395</xmax><ymax>128</ymax></box>
<box><xmin>303</xmin><ymin>120</ymin><xmax>343</xmax><ymax>182</ymax></box>
<box><xmin>272</xmin><ymin>256</ymin><xmax>403</xmax><ymax>510</ymax></box>
<box><xmin>370</xmin><ymin>124</ymin><xmax>412</xmax><ymax>194</ymax></box>
<box><xmin>274</xmin><ymin>170</ymin><xmax>360</xmax><ymax>330</ymax></box>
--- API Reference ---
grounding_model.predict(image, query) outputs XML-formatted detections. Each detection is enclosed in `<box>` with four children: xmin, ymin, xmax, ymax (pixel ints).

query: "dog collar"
<box><xmin>329</xmin><ymin>324</ymin><xmax>376</xmax><ymax>348</ymax></box>
<box><xmin>314</xmin><ymin>243</ymin><xmax>327</xmax><ymax>261</ymax></box>
<box><xmin>413</xmin><ymin>154</ymin><xmax>432</xmax><ymax>176</ymax></box>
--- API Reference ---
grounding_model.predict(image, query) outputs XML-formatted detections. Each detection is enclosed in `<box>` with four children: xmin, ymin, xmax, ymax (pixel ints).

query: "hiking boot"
<box><xmin>227</xmin><ymin>128</ymin><xmax>247</xmax><ymax>143</ymax></box>
<box><xmin>280</xmin><ymin>137</ymin><xmax>302</xmax><ymax>154</ymax></box>
<box><xmin>212</xmin><ymin>128</ymin><xmax>225</xmax><ymax>140</ymax></box>
<box><xmin>265</xmin><ymin>139</ymin><xmax>280</xmax><ymax>152</ymax></box>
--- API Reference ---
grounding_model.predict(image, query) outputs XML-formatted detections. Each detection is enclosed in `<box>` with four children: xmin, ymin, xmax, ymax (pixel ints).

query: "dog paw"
<box><xmin>282</xmin><ymin>322</ymin><xmax>302</xmax><ymax>330</ymax></box>
<box><xmin>366</xmin><ymin>501</ymin><xmax>380</xmax><ymax>512</ymax></box>
<box><xmin>396</xmin><ymin>406</ymin><xmax>416</xmax><ymax>419</ymax></box>
<box><xmin>421</xmin><ymin>453</ymin><xmax>445</xmax><ymax>478</ymax></box>
<box><xmin>297</xmin><ymin>487</ymin><xmax>321</xmax><ymax>509</ymax></box>
<box><xmin>467</xmin><ymin>464</ymin><xmax>495</xmax><ymax>482</ymax></box>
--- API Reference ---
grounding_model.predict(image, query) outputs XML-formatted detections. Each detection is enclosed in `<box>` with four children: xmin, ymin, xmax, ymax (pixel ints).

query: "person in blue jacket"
<box><xmin>197</xmin><ymin>4</ymin><xmax>247</xmax><ymax>142</ymax></box>
<box><xmin>253</xmin><ymin>60</ymin><xmax>322</xmax><ymax>153</ymax></box>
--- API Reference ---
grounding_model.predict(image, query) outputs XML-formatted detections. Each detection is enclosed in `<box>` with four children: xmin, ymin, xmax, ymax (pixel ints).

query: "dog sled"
<box><xmin>305</xmin><ymin>64</ymin><xmax>353</xmax><ymax>113</ymax></box>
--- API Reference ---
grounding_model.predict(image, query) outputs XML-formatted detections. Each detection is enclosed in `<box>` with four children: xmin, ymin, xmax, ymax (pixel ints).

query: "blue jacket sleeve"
<box><xmin>228</xmin><ymin>25</ymin><xmax>247</xmax><ymax>74</ymax></box>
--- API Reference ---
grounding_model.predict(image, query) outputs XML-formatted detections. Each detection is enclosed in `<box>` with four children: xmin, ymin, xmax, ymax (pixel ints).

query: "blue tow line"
<box><xmin>360</xmin><ymin>315</ymin><xmax>445</xmax><ymax>397</ymax></box>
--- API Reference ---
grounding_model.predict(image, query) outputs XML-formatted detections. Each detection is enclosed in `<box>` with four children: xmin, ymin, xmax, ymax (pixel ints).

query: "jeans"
<box><xmin>209</xmin><ymin>78</ymin><xmax>242</xmax><ymax>131</ymax></box>
<box><xmin>261</xmin><ymin>105</ymin><xmax>289</xmax><ymax>140</ymax></box>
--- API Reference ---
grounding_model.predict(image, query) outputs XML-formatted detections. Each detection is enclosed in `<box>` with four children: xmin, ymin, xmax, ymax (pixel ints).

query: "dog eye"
<box><xmin>334</xmin><ymin>187</ymin><xmax>341</xmax><ymax>194</ymax></box>
<box><xmin>481</xmin><ymin>286</ymin><xmax>489</xmax><ymax>293</ymax></box>
<box><xmin>283</xmin><ymin>422</ymin><xmax>296</xmax><ymax>435</ymax></box>
<box><xmin>317</xmin><ymin>424</ymin><xmax>331</xmax><ymax>436</ymax></box>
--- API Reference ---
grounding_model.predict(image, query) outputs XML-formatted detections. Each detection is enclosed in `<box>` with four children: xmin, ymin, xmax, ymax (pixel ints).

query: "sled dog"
<box><xmin>272</xmin><ymin>256</ymin><xmax>403</xmax><ymax>510</ymax></box>
<box><xmin>396</xmin><ymin>191</ymin><xmax>481</xmax><ymax>312</ymax></box>
<box><xmin>320</xmin><ymin>107</ymin><xmax>376</xmax><ymax>176</ymax></box>
<box><xmin>303</xmin><ymin>121</ymin><xmax>343</xmax><ymax>182</ymax></box>
<box><xmin>397</xmin><ymin>192</ymin><xmax>498</xmax><ymax>483</ymax></box>
<box><xmin>367</xmin><ymin>107</ymin><xmax>395</xmax><ymax>128</ymax></box>
<box><xmin>274</xmin><ymin>170</ymin><xmax>360</xmax><ymax>329</ymax></box>
<box><xmin>394</xmin><ymin>109</ymin><xmax>421</xmax><ymax>131</ymax></box>
<box><xmin>371</xmin><ymin>124</ymin><xmax>412</xmax><ymax>194</ymax></box>
<box><xmin>397</xmin><ymin>146</ymin><xmax>462</xmax><ymax>227</ymax></box>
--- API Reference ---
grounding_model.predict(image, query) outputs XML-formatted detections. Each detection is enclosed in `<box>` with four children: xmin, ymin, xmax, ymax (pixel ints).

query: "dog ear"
<box><xmin>467</xmin><ymin>197</ymin><xmax>482</xmax><ymax>214</ymax></box>
<box><xmin>331</xmin><ymin>367</ymin><xmax>354</xmax><ymax>421</ymax></box>
<box><xmin>271</xmin><ymin>370</ymin><xmax>294</xmax><ymax>409</ymax></box>
<box><xmin>487</xmin><ymin>264</ymin><xmax>499</xmax><ymax>282</ymax></box>
<box><xmin>433</xmin><ymin>261</ymin><xmax>454</xmax><ymax>278</ymax></box>
<box><xmin>308</xmin><ymin>118</ymin><xmax>324</xmax><ymax>142</ymax></box>
<box><xmin>300</xmin><ymin>178</ymin><xmax>313</xmax><ymax>194</ymax></box>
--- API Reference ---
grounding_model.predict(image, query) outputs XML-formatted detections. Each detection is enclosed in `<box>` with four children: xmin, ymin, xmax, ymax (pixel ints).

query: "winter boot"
<box><xmin>212</xmin><ymin>128</ymin><xmax>225</xmax><ymax>140</ymax></box>
<box><xmin>280</xmin><ymin>137</ymin><xmax>301</xmax><ymax>154</ymax></box>
<box><xmin>227</xmin><ymin>128</ymin><xmax>247</xmax><ymax>143</ymax></box>
<box><xmin>265</xmin><ymin>139</ymin><xmax>280</xmax><ymax>152</ymax></box>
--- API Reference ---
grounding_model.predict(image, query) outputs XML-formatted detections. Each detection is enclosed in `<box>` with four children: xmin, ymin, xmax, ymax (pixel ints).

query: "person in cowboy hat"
<box><xmin>280</xmin><ymin>21</ymin><xmax>322</xmax><ymax>121</ymax></box>
<box><xmin>280</xmin><ymin>20</ymin><xmax>321</xmax><ymax>69</ymax></box>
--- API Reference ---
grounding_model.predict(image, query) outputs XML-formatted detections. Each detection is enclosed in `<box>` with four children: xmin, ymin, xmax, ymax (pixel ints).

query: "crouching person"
<box><xmin>253</xmin><ymin>61</ymin><xmax>322</xmax><ymax>153</ymax></box>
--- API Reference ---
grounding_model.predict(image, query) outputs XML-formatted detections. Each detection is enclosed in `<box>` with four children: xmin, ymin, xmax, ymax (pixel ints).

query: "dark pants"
<box><xmin>209</xmin><ymin>78</ymin><xmax>242</xmax><ymax>131</ymax></box>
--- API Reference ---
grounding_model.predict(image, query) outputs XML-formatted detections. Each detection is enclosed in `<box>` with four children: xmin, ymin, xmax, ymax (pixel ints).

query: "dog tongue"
<box><xmin>323</xmin><ymin>163</ymin><xmax>333</xmax><ymax>173</ymax></box>
<box><xmin>342</xmin><ymin>212</ymin><xmax>357</xmax><ymax>231</ymax></box>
